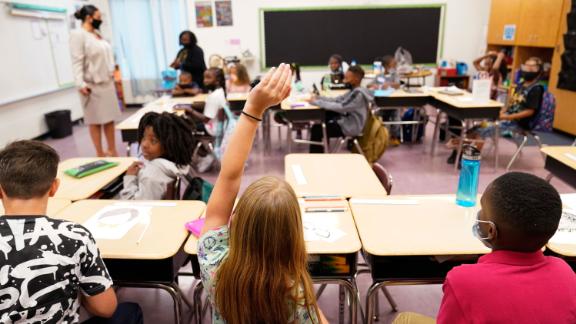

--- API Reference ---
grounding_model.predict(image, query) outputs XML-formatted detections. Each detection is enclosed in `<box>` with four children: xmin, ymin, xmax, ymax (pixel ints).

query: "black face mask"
<box><xmin>343</xmin><ymin>82</ymin><xmax>353</xmax><ymax>89</ymax></box>
<box><xmin>180</xmin><ymin>41</ymin><xmax>191</xmax><ymax>48</ymax></box>
<box><xmin>521</xmin><ymin>71</ymin><xmax>539</xmax><ymax>82</ymax></box>
<box><xmin>205</xmin><ymin>84</ymin><xmax>217</xmax><ymax>91</ymax></box>
<box><xmin>91</xmin><ymin>18</ymin><xmax>102</xmax><ymax>30</ymax></box>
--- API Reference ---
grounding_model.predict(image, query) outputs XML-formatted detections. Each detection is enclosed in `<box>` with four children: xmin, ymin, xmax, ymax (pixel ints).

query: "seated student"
<box><xmin>458</xmin><ymin>57</ymin><xmax>544</xmax><ymax>152</ymax></box>
<box><xmin>473</xmin><ymin>50</ymin><xmax>507</xmax><ymax>100</ymax></box>
<box><xmin>120</xmin><ymin>112</ymin><xmax>195</xmax><ymax>200</ymax></box>
<box><xmin>0</xmin><ymin>140</ymin><xmax>142</xmax><ymax>323</ymax></box>
<box><xmin>226</xmin><ymin>63</ymin><xmax>251</xmax><ymax>93</ymax></box>
<box><xmin>369</xmin><ymin>55</ymin><xmax>402</xmax><ymax>146</ymax></box>
<box><xmin>307</xmin><ymin>65</ymin><xmax>373</xmax><ymax>153</ymax></box>
<box><xmin>185</xmin><ymin>67</ymin><xmax>227</xmax><ymax>172</ymax></box>
<box><xmin>199</xmin><ymin>63</ymin><xmax>328</xmax><ymax>324</ymax></box>
<box><xmin>368</xmin><ymin>55</ymin><xmax>401</xmax><ymax>90</ymax></box>
<box><xmin>437</xmin><ymin>172</ymin><xmax>576</xmax><ymax>323</ymax></box>
<box><xmin>320</xmin><ymin>54</ymin><xmax>345</xmax><ymax>90</ymax></box>
<box><xmin>172</xmin><ymin>71</ymin><xmax>201</xmax><ymax>97</ymax></box>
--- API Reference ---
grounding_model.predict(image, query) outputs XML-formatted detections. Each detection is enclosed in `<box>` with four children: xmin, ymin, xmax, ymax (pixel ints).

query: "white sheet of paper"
<box><xmin>562</xmin><ymin>194</ymin><xmax>576</xmax><ymax>210</ymax></box>
<box><xmin>292</xmin><ymin>164</ymin><xmax>307</xmax><ymax>185</ymax></box>
<box><xmin>549</xmin><ymin>208</ymin><xmax>576</xmax><ymax>245</ymax></box>
<box><xmin>564</xmin><ymin>153</ymin><xmax>576</xmax><ymax>161</ymax></box>
<box><xmin>472</xmin><ymin>79</ymin><xmax>491</xmax><ymax>103</ymax></box>
<box><xmin>350</xmin><ymin>198</ymin><xmax>419</xmax><ymax>205</ymax></box>
<box><xmin>84</xmin><ymin>205</ymin><xmax>151</xmax><ymax>240</ymax></box>
<box><xmin>302</xmin><ymin>212</ymin><xmax>346</xmax><ymax>243</ymax></box>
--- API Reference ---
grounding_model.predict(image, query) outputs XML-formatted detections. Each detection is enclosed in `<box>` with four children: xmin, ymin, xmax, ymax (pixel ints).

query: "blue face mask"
<box><xmin>473</xmin><ymin>211</ymin><xmax>496</xmax><ymax>248</ymax></box>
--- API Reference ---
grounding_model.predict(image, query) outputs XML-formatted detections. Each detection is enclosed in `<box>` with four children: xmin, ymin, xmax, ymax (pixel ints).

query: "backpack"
<box><xmin>530</xmin><ymin>90</ymin><xmax>555</xmax><ymax>132</ymax></box>
<box><xmin>402</xmin><ymin>108</ymin><xmax>428</xmax><ymax>142</ymax></box>
<box><xmin>181</xmin><ymin>174</ymin><xmax>214</xmax><ymax>202</ymax></box>
<box><xmin>353</xmin><ymin>109</ymin><xmax>390</xmax><ymax>163</ymax></box>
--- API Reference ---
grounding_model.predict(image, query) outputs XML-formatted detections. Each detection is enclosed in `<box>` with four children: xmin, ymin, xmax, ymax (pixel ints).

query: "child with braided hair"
<box><xmin>120</xmin><ymin>111</ymin><xmax>195</xmax><ymax>200</ymax></box>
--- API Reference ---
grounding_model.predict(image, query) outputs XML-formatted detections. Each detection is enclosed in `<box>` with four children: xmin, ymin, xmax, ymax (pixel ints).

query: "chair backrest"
<box><xmin>372</xmin><ymin>162</ymin><xmax>393</xmax><ymax>195</ymax></box>
<box><xmin>163</xmin><ymin>177</ymin><xmax>182</xmax><ymax>200</ymax></box>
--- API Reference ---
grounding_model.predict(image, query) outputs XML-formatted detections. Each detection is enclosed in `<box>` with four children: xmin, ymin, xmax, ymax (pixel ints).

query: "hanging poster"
<box><xmin>195</xmin><ymin>1</ymin><xmax>213</xmax><ymax>28</ymax></box>
<box><xmin>215</xmin><ymin>0</ymin><xmax>233</xmax><ymax>26</ymax></box>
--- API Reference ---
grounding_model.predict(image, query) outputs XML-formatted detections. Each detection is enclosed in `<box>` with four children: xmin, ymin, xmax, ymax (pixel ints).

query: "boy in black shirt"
<box><xmin>0</xmin><ymin>141</ymin><xmax>142</xmax><ymax>323</ymax></box>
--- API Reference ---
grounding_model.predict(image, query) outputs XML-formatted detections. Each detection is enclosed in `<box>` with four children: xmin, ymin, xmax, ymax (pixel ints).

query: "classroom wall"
<box><xmin>0</xmin><ymin>0</ymin><xmax>83</xmax><ymax>148</ymax></box>
<box><xmin>185</xmin><ymin>0</ymin><xmax>492</xmax><ymax>88</ymax></box>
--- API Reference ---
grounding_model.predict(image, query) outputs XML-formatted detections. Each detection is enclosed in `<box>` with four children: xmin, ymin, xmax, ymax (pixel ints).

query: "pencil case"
<box><xmin>185</xmin><ymin>218</ymin><xmax>205</xmax><ymax>237</ymax></box>
<box><xmin>64</xmin><ymin>160</ymin><xmax>119</xmax><ymax>178</ymax></box>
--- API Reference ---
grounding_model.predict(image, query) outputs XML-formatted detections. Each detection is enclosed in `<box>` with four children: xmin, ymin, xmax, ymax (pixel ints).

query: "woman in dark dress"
<box><xmin>170</xmin><ymin>30</ymin><xmax>207</xmax><ymax>89</ymax></box>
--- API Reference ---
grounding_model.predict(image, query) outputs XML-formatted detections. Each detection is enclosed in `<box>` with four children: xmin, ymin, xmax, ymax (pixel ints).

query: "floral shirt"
<box><xmin>197</xmin><ymin>225</ymin><xmax>319</xmax><ymax>323</ymax></box>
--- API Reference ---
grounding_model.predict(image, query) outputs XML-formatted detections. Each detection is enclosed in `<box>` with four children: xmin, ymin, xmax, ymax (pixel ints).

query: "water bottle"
<box><xmin>456</xmin><ymin>145</ymin><xmax>481</xmax><ymax>207</ymax></box>
<box><xmin>373</xmin><ymin>61</ymin><xmax>383</xmax><ymax>75</ymax></box>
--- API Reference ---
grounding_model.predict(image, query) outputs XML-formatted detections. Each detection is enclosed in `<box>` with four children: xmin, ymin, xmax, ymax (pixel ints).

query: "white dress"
<box><xmin>70</xmin><ymin>29</ymin><xmax>121</xmax><ymax>125</ymax></box>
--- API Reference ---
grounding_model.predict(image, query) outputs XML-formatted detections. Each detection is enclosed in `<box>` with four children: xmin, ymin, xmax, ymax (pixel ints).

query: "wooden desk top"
<box><xmin>55</xmin><ymin>199</ymin><xmax>205</xmax><ymax>259</ymax></box>
<box><xmin>281</xmin><ymin>90</ymin><xmax>348</xmax><ymax>111</ymax></box>
<box><xmin>285</xmin><ymin>154</ymin><xmax>388</xmax><ymax>198</ymax></box>
<box><xmin>0</xmin><ymin>198</ymin><xmax>71</xmax><ymax>216</ymax></box>
<box><xmin>431</xmin><ymin>91</ymin><xmax>503</xmax><ymax>109</ymax></box>
<box><xmin>541</xmin><ymin>146</ymin><xmax>576</xmax><ymax>170</ymax></box>
<box><xmin>350</xmin><ymin>195</ymin><xmax>490</xmax><ymax>256</ymax></box>
<box><xmin>388</xmin><ymin>89</ymin><xmax>431</xmax><ymax>98</ymax></box>
<box><xmin>55</xmin><ymin>157</ymin><xmax>136</xmax><ymax>201</ymax></box>
<box><xmin>184</xmin><ymin>199</ymin><xmax>361</xmax><ymax>255</ymax></box>
<box><xmin>547</xmin><ymin>193</ymin><xmax>576</xmax><ymax>257</ymax></box>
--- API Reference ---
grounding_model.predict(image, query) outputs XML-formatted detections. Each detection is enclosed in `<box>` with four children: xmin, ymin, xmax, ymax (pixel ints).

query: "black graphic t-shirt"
<box><xmin>0</xmin><ymin>215</ymin><xmax>113</xmax><ymax>323</ymax></box>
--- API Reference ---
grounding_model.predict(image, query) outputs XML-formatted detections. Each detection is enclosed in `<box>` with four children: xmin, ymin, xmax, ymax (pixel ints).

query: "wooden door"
<box><xmin>487</xmin><ymin>0</ymin><xmax>522</xmax><ymax>45</ymax></box>
<box><xmin>517</xmin><ymin>0</ymin><xmax>564</xmax><ymax>47</ymax></box>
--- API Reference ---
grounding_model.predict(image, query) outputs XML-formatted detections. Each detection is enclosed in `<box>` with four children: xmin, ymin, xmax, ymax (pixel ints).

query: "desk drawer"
<box><xmin>308</xmin><ymin>253</ymin><xmax>357</xmax><ymax>278</ymax></box>
<box><xmin>105</xmin><ymin>249</ymin><xmax>188</xmax><ymax>283</ymax></box>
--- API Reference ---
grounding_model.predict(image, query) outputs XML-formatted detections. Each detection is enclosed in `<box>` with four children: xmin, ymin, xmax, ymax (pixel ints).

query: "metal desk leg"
<box><xmin>431</xmin><ymin>110</ymin><xmax>443</xmax><ymax>155</ymax></box>
<box><xmin>262</xmin><ymin>110</ymin><xmax>272</xmax><ymax>154</ymax></box>
<box><xmin>314</xmin><ymin>278</ymin><xmax>358</xmax><ymax>324</ymax></box>
<box><xmin>193</xmin><ymin>281</ymin><xmax>204</xmax><ymax>324</ymax></box>
<box><xmin>493</xmin><ymin>121</ymin><xmax>500</xmax><ymax>171</ymax></box>
<box><xmin>454</xmin><ymin>120</ymin><xmax>468</xmax><ymax>171</ymax></box>
<box><xmin>287</xmin><ymin>122</ymin><xmax>293</xmax><ymax>153</ymax></box>
<box><xmin>339</xmin><ymin>285</ymin><xmax>345</xmax><ymax>324</ymax></box>
<box><xmin>115</xmin><ymin>281</ymin><xmax>182</xmax><ymax>324</ymax></box>
<box><xmin>322</xmin><ymin>122</ymin><xmax>329</xmax><ymax>153</ymax></box>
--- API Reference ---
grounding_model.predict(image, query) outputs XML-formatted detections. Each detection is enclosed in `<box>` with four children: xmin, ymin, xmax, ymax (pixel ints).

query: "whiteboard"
<box><xmin>0</xmin><ymin>4</ymin><xmax>75</xmax><ymax>106</ymax></box>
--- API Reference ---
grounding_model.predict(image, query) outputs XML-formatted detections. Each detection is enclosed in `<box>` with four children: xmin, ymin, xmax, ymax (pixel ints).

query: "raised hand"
<box><xmin>244</xmin><ymin>63</ymin><xmax>292</xmax><ymax>118</ymax></box>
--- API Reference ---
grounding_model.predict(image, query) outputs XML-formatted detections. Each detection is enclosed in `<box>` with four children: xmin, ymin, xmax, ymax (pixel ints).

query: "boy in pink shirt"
<box><xmin>436</xmin><ymin>172</ymin><xmax>576</xmax><ymax>323</ymax></box>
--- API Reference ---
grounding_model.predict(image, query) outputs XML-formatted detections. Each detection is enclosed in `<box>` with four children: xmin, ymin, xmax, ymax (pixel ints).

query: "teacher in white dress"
<box><xmin>70</xmin><ymin>5</ymin><xmax>121</xmax><ymax>157</ymax></box>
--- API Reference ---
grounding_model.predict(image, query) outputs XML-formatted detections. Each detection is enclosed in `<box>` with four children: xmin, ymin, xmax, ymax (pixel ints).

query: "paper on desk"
<box><xmin>292</xmin><ymin>164</ymin><xmax>307</xmax><ymax>185</ymax></box>
<box><xmin>84</xmin><ymin>205</ymin><xmax>151</xmax><ymax>240</ymax></box>
<box><xmin>565</xmin><ymin>153</ymin><xmax>576</xmax><ymax>162</ymax></box>
<box><xmin>562</xmin><ymin>194</ymin><xmax>576</xmax><ymax>210</ymax></box>
<box><xmin>549</xmin><ymin>208</ymin><xmax>576</xmax><ymax>245</ymax></box>
<box><xmin>373</xmin><ymin>88</ymin><xmax>395</xmax><ymax>97</ymax></box>
<box><xmin>302</xmin><ymin>212</ymin><xmax>346</xmax><ymax>243</ymax></box>
<box><xmin>350</xmin><ymin>198</ymin><xmax>419</xmax><ymax>205</ymax></box>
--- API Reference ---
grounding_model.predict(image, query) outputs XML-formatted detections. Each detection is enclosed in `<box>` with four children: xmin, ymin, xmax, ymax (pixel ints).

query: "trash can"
<box><xmin>45</xmin><ymin>110</ymin><xmax>73</xmax><ymax>139</ymax></box>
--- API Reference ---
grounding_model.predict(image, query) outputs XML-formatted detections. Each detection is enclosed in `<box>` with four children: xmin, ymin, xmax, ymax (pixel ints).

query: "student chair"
<box><xmin>191</xmin><ymin>132</ymin><xmax>220</xmax><ymax>171</ymax></box>
<box><xmin>506</xmin><ymin>129</ymin><xmax>545</xmax><ymax>172</ymax></box>
<box><xmin>163</xmin><ymin>178</ymin><xmax>182</xmax><ymax>200</ymax></box>
<box><xmin>332</xmin><ymin>135</ymin><xmax>364</xmax><ymax>154</ymax></box>
<box><xmin>372</xmin><ymin>163</ymin><xmax>394</xmax><ymax>195</ymax></box>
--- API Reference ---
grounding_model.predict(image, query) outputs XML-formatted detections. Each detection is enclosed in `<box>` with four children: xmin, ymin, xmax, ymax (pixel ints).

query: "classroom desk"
<box><xmin>116</xmin><ymin>95</ymin><xmax>208</xmax><ymax>145</ymax></box>
<box><xmin>183</xmin><ymin>198</ymin><xmax>361</xmax><ymax>324</ymax></box>
<box><xmin>547</xmin><ymin>194</ymin><xmax>576</xmax><ymax>270</ymax></box>
<box><xmin>55</xmin><ymin>157</ymin><xmax>136</xmax><ymax>201</ymax></box>
<box><xmin>0</xmin><ymin>198</ymin><xmax>71</xmax><ymax>216</ymax></box>
<box><xmin>55</xmin><ymin>199</ymin><xmax>206</xmax><ymax>324</ymax></box>
<box><xmin>280</xmin><ymin>90</ymin><xmax>349</xmax><ymax>152</ymax></box>
<box><xmin>375</xmin><ymin>88</ymin><xmax>503</xmax><ymax>170</ymax></box>
<box><xmin>349</xmin><ymin>195</ymin><xmax>490</xmax><ymax>323</ymax></box>
<box><xmin>399</xmin><ymin>70</ymin><xmax>433</xmax><ymax>88</ymax></box>
<box><xmin>285</xmin><ymin>153</ymin><xmax>388</xmax><ymax>198</ymax></box>
<box><xmin>541</xmin><ymin>146</ymin><xmax>576</xmax><ymax>188</ymax></box>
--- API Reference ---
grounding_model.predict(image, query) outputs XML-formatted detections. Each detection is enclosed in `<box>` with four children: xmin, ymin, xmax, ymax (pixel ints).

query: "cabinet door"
<box><xmin>487</xmin><ymin>0</ymin><xmax>522</xmax><ymax>45</ymax></box>
<box><xmin>549</xmin><ymin>0</ymin><xmax>576</xmax><ymax>135</ymax></box>
<box><xmin>517</xmin><ymin>0</ymin><xmax>564</xmax><ymax>47</ymax></box>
